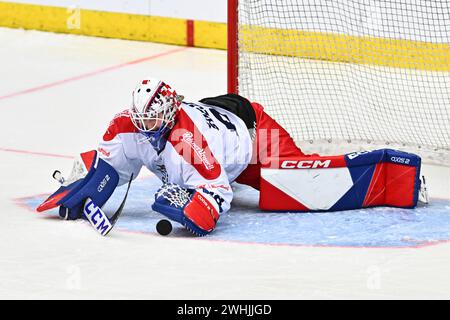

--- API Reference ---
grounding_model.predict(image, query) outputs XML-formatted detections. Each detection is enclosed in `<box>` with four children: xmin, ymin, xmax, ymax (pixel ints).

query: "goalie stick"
<box><xmin>53</xmin><ymin>170</ymin><xmax>133</xmax><ymax>236</ymax></box>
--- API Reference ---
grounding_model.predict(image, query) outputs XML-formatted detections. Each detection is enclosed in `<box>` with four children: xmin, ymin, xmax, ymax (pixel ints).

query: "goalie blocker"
<box><xmin>152</xmin><ymin>184</ymin><xmax>220</xmax><ymax>236</ymax></box>
<box><xmin>260</xmin><ymin>149</ymin><xmax>422</xmax><ymax>211</ymax></box>
<box><xmin>36</xmin><ymin>150</ymin><xmax>127</xmax><ymax>236</ymax></box>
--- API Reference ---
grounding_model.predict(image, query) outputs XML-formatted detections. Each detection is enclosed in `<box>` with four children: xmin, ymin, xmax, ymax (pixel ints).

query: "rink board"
<box><xmin>21</xmin><ymin>175</ymin><xmax>450</xmax><ymax>248</ymax></box>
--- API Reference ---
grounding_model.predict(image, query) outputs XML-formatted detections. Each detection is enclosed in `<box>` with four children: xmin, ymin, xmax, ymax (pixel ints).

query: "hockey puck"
<box><xmin>156</xmin><ymin>219</ymin><xmax>172</xmax><ymax>236</ymax></box>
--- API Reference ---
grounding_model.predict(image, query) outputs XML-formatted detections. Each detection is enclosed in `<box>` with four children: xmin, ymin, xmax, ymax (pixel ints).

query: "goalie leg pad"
<box><xmin>260</xmin><ymin>149</ymin><xmax>421</xmax><ymax>212</ymax></box>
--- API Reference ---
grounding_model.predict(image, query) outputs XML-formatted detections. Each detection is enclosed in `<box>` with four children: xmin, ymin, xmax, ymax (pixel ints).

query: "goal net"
<box><xmin>228</xmin><ymin>0</ymin><xmax>450</xmax><ymax>163</ymax></box>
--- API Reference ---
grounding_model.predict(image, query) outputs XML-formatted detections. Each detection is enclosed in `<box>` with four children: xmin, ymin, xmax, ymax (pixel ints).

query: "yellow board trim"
<box><xmin>195</xmin><ymin>20</ymin><xmax>227</xmax><ymax>50</ymax></box>
<box><xmin>0</xmin><ymin>1</ymin><xmax>227</xmax><ymax>49</ymax></box>
<box><xmin>1</xmin><ymin>1</ymin><xmax>449</xmax><ymax>71</ymax></box>
<box><xmin>0</xmin><ymin>1</ymin><xmax>187</xmax><ymax>45</ymax></box>
<box><xmin>240</xmin><ymin>26</ymin><xmax>450</xmax><ymax>72</ymax></box>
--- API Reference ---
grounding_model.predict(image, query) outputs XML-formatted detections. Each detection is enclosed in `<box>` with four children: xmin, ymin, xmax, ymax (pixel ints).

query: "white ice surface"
<box><xmin>1</xmin><ymin>28</ymin><xmax>450</xmax><ymax>299</ymax></box>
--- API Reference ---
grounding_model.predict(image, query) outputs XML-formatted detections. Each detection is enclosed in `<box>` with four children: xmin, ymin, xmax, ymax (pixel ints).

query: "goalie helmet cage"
<box><xmin>227</xmin><ymin>0</ymin><xmax>450</xmax><ymax>164</ymax></box>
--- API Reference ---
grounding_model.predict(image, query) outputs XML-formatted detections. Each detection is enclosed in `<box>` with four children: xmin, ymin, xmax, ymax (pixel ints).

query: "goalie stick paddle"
<box><xmin>105</xmin><ymin>173</ymin><xmax>133</xmax><ymax>235</ymax></box>
<box><xmin>85</xmin><ymin>173</ymin><xmax>133</xmax><ymax>236</ymax></box>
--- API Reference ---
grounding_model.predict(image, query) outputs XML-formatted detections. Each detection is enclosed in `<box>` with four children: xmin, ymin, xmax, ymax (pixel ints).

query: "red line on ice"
<box><xmin>0</xmin><ymin>47</ymin><xmax>188</xmax><ymax>101</ymax></box>
<box><xmin>0</xmin><ymin>147</ymin><xmax>74</xmax><ymax>159</ymax></box>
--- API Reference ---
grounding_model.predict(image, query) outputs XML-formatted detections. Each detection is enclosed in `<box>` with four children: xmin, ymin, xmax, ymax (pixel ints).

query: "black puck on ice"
<box><xmin>156</xmin><ymin>219</ymin><xmax>172</xmax><ymax>236</ymax></box>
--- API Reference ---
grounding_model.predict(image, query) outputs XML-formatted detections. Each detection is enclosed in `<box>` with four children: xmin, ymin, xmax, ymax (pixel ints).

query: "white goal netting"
<box><xmin>234</xmin><ymin>0</ymin><xmax>450</xmax><ymax>163</ymax></box>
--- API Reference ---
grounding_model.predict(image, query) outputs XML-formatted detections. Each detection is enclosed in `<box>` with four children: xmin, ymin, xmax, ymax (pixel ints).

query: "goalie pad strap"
<box><xmin>259</xmin><ymin>149</ymin><xmax>421</xmax><ymax>211</ymax></box>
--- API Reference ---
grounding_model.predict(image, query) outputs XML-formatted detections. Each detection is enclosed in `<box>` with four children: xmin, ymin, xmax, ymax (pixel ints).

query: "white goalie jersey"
<box><xmin>97</xmin><ymin>101</ymin><xmax>254</xmax><ymax>215</ymax></box>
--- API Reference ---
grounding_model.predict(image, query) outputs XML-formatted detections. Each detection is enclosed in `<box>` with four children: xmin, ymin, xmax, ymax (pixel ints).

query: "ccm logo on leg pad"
<box><xmin>280</xmin><ymin>160</ymin><xmax>331</xmax><ymax>169</ymax></box>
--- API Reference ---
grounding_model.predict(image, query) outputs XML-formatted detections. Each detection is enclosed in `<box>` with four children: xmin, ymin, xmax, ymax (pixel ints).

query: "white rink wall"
<box><xmin>2</xmin><ymin>0</ymin><xmax>227</xmax><ymax>22</ymax></box>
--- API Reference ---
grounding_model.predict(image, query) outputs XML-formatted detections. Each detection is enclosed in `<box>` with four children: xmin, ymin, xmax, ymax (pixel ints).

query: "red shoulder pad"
<box><xmin>103</xmin><ymin>110</ymin><xmax>139</xmax><ymax>141</ymax></box>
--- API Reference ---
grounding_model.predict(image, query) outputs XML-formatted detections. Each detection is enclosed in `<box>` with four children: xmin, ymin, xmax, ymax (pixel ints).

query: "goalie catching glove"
<box><xmin>152</xmin><ymin>183</ymin><xmax>220</xmax><ymax>236</ymax></box>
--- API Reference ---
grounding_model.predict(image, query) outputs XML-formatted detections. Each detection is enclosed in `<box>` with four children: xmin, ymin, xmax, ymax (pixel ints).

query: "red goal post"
<box><xmin>227</xmin><ymin>0</ymin><xmax>239</xmax><ymax>94</ymax></box>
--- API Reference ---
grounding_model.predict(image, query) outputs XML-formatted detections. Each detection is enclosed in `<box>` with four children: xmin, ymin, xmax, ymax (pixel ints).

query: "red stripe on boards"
<box><xmin>187</xmin><ymin>20</ymin><xmax>194</xmax><ymax>47</ymax></box>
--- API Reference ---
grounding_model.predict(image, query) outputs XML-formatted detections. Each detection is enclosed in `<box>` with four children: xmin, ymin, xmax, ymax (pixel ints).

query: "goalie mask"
<box><xmin>130</xmin><ymin>78</ymin><xmax>183</xmax><ymax>136</ymax></box>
